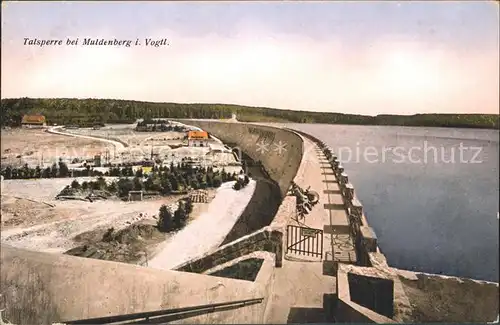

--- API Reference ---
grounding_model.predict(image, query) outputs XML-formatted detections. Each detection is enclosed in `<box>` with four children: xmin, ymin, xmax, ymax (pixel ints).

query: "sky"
<box><xmin>1</xmin><ymin>1</ymin><xmax>499</xmax><ymax>115</ymax></box>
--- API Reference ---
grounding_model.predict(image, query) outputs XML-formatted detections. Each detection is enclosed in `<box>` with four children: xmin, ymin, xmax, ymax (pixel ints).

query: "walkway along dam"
<box><xmin>1</xmin><ymin>121</ymin><xmax>498</xmax><ymax>324</ymax></box>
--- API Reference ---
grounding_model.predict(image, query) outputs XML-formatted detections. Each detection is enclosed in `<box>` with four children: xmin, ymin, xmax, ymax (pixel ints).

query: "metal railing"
<box><xmin>63</xmin><ymin>297</ymin><xmax>264</xmax><ymax>324</ymax></box>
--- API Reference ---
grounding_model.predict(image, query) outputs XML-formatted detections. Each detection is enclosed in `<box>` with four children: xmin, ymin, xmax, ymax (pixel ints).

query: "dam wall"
<box><xmin>179</xmin><ymin>120</ymin><xmax>303</xmax><ymax>198</ymax></box>
<box><xmin>178</xmin><ymin>120</ymin><xmax>303</xmax><ymax>243</ymax></box>
<box><xmin>221</xmin><ymin>175</ymin><xmax>282</xmax><ymax>245</ymax></box>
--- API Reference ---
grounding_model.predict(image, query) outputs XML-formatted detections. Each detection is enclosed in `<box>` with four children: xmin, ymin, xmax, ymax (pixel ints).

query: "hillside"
<box><xmin>1</xmin><ymin>97</ymin><xmax>498</xmax><ymax>129</ymax></box>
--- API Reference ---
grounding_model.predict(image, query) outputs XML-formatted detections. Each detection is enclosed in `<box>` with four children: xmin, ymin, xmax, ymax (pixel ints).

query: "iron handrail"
<box><xmin>63</xmin><ymin>297</ymin><xmax>264</xmax><ymax>324</ymax></box>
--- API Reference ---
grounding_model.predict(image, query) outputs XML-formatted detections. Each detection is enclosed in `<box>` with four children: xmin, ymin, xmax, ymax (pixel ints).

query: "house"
<box><xmin>21</xmin><ymin>114</ymin><xmax>46</xmax><ymax>128</ymax></box>
<box><xmin>187</xmin><ymin>130</ymin><xmax>209</xmax><ymax>147</ymax></box>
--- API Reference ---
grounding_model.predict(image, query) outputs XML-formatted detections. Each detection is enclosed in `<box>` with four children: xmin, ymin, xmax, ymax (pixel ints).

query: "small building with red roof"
<box><xmin>21</xmin><ymin>114</ymin><xmax>47</xmax><ymax>128</ymax></box>
<box><xmin>187</xmin><ymin>130</ymin><xmax>209</xmax><ymax>147</ymax></box>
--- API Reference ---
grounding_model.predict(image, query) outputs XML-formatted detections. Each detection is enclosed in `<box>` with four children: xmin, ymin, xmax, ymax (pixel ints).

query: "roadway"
<box><xmin>264</xmin><ymin>134</ymin><xmax>355</xmax><ymax>323</ymax></box>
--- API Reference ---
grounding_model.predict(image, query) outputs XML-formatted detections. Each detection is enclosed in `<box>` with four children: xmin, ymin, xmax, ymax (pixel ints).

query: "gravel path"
<box><xmin>47</xmin><ymin>126</ymin><xmax>126</xmax><ymax>152</ymax></box>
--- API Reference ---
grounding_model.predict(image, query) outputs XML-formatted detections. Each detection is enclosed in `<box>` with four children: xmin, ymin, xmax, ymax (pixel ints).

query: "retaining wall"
<box><xmin>174</xmin><ymin>226</ymin><xmax>284</xmax><ymax>273</ymax></box>
<box><xmin>0</xmin><ymin>245</ymin><xmax>267</xmax><ymax>325</ymax></box>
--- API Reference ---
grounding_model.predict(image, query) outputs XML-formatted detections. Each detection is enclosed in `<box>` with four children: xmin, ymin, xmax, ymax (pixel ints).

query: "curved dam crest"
<box><xmin>179</xmin><ymin>120</ymin><xmax>303</xmax><ymax>198</ymax></box>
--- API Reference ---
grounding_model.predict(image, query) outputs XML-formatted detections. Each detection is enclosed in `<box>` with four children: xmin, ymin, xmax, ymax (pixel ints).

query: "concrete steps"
<box><xmin>286</xmin><ymin>306</ymin><xmax>329</xmax><ymax>323</ymax></box>
<box><xmin>263</xmin><ymin>261</ymin><xmax>337</xmax><ymax>324</ymax></box>
<box><xmin>284</xmin><ymin>252</ymin><xmax>322</xmax><ymax>263</ymax></box>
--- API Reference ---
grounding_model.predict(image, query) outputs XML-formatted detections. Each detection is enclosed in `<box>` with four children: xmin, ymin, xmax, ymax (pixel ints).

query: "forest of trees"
<box><xmin>0</xmin><ymin>161</ymin><xmax>121</xmax><ymax>180</ymax></box>
<box><xmin>1</xmin><ymin>159</ymin><xmax>74</xmax><ymax>179</ymax></box>
<box><xmin>1</xmin><ymin>97</ymin><xmax>498</xmax><ymax>129</ymax></box>
<box><xmin>135</xmin><ymin>119</ymin><xmax>187</xmax><ymax>132</ymax></box>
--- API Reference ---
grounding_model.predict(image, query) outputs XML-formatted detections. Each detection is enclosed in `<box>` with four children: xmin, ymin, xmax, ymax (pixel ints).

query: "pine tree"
<box><xmin>133</xmin><ymin>176</ymin><xmax>143</xmax><ymax>191</ymax></box>
<box><xmin>4</xmin><ymin>166</ymin><xmax>12</xmax><ymax>179</ymax></box>
<box><xmin>50</xmin><ymin>163</ymin><xmax>58</xmax><ymax>178</ymax></box>
<box><xmin>58</xmin><ymin>159</ymin><xmax>69</xmax><ymax>177</ymax></box>
<box><xmin>158</xmin><ymin>205</ymin><xmax>173</xmax><ymax>232</ymax></box>
<box><xmin>185</xmin><ymin>198</ymin><xmax>193</xmax><ymax>215</ymax></box>
<box><xmin>160</xmin><ymin>177</ymin><xmax>173</xmax><ymax>194</ymax></box>
<box><xmin>107</xmin><ymin>181</ymin><xmax>117</xmax><ymax>193</ymax></box>
<box><xmin>42</xmin><ymin>167</ymin><xmax>51</xmax><ymax>178</ymax></box>
<box><xmin>173</xmin><ymin>202</ymin><xmax>187</xmax><ymax>229</ymax></box>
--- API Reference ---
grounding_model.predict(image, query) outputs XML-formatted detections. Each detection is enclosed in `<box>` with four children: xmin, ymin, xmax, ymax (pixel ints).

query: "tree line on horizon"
<box><xmin>1</xmin><ymin>97</ymin><xmax>498</xmax><ymax>129</ymax></box>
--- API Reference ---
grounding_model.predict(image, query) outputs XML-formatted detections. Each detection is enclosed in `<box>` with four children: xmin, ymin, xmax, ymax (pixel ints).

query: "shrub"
<box><xmin>96</xmin><ymin>176</ymin><xmax>107</xmax><ymax>189</ymax></box>
<box><xmin>212</xmin><ymin>176</ymin><xmax>222</xmax><ymax>188</ymax></box>
<box><xmin>102</xmin><ymin>227</ymin><xmax>115</xmax><ymax>242</ymax></box>
<box><xmin>190</xmin><ymin>179</ymin><xmax>200</xmax><ymax>190</ymax></box>
<box><xmin>117</xmin><ymin>178</ymin><xmax>134</xmax><ymax>197</ymax></box>
<box><xmin>71</xmin><ymin>179</ymin><xmax>80</xmax><ymax>189</ymax></box>
<box><xmin>107</xmin><ymin>181</ymin><xmax>117</xmax><ymax>193</ymax></box>
<box><xmin>90</xmin><ymin>181</ymin><xmax>100</xmax><ymax>191</ymax></box>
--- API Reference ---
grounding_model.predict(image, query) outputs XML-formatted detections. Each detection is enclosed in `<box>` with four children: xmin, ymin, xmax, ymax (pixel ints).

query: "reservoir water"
<box><xmin>287</xmin><ymin>123</ymin><xmax>499</xmax><ymax>282</ymax></box>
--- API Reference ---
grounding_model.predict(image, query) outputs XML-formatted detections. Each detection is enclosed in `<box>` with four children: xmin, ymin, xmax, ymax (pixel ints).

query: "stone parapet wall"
<box><xmin>174</xmin><ymin>226</ymin><xmax>284</xmax><ymax>274</ymax></box>
<box><xmin>0</xmin><ymin>245</ymin><xmax>267</xmax><ymax>325</ymax></box>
